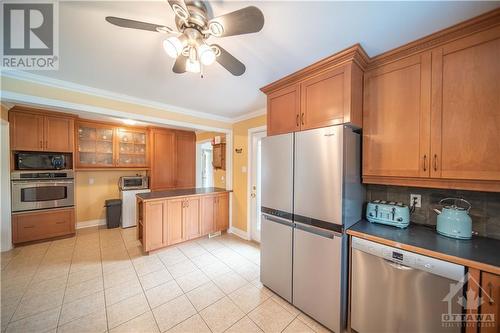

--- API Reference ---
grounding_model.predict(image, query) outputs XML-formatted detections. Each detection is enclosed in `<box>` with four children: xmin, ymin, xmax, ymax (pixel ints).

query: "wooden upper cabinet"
<box><xmin>10</xmin><ymin>112</ymin><xmax>45</xmax><ymax>151</ymax></box>
<box><xmin>45</xmin><ymin>116</ymin><xmax>74</xmax><ymax>152</ymax></box>
<box><xmin>176</xmin><ymin>131</ymin><xmax>196</xmax><ymax>188</ymax></box>
<box><xmin>185</xmin><ymin>197</ymin><xmax>201</xmax><ymax>240</ymax></box>
<box><xmin>10</xmin><ymin>110</ymin><xmax>74</xmax><ymax>152</ymax></box>
<box><xmin>77</xmin><ymin>122</ymin><xmax>115</xmax><ymax>168</ymax></box>
<box><xmin>267</xmin><ymin>84</ymin><xmax>300</xmax><ymax>136</ymax></box>
<box><xmin>480</xmin><ymin>272</ymin><xmax>500</xmax><ymax>333</ymax></box>
<box><xmin>363</xmin><ymin>53</ymin><xmax>431</xmax><ymax>178</ymax></box>
<box><xmin>116</xmin><ymin>128</ymin><xmax>148</xmax><ymax>168</ymax></box>
<box><xmin>430</xmin><ymin>28</ymin><xmax>500</xmax><ymax>181</ymax></box>
<box><xmin>262</xmin><ymin>45</ymin><xmax>368</xmax><ymax>136</ymax></box>
<box><xmin>150</xmin><ymin>129</ymin><xmax>176</xmax><ymax>190</ymax></box>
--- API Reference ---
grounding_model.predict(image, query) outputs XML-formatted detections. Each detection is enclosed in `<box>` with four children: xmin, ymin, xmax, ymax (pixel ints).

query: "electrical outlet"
<box><xmin>410</xmin><ymin>194</ymin><xmax>422</xmax><ymax>208</ymax></box>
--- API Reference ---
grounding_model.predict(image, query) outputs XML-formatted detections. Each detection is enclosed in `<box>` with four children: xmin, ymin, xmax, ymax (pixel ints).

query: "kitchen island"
<box><xmin>136</xmin><ymin>188</ymin><xmax>230</xmax><ymax>252</ymax></box>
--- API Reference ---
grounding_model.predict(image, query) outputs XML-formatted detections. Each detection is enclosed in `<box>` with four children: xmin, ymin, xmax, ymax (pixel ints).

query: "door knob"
<box><xmin>251</xmin><ymin>193</ymin><xmax>256</xmax><ymax>198</ymax></box>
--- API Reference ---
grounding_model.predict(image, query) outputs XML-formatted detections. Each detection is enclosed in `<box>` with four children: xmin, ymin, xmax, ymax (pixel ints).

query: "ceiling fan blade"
<box><xmin>105</xmin><ymin>16</ymin><xmax>173</xmax><ymax>33</ymax></box>
<box><xmin>208</xmin><ymin>6</ymin><xmax>264</xmax><ymax>37</ymax></box>
<box><xmin>172</xmin><ymin>56</ymin><xmax>187</xmax><ymax>73</ymax></box>
<box><xmin>167</xmin><ymin>0</ymin><xmax>190</xmax><ymax>21</ymax></box>
<box><xmin>212</xmin><ymin>44</ymin><xmax>245</xmax><ymax>76</ymax></box>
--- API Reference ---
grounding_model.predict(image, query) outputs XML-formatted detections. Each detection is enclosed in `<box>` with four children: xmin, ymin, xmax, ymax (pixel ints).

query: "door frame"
<box><xmin>247</xmin><ymin>125</ymin><xmax>267</xmax><ymax>242</ymax></box>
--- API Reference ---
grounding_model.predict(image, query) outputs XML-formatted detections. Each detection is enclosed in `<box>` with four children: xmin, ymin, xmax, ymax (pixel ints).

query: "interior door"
<box><xmin>294</xmin><ymin>126</ymin><xmax>343</xmax><ymax>224</ymax></box>
<box><xmin>10</xmin><ymin>112</ymin><xmax>44</xmax><ymax>151</ymax></box>
<box><xmin>430</xmin><ymin>32</ymin><xmax>500</xmax><ymax>180</ymax></box>
<box><xmin>250</xmin><ymin>130</ymin><xmax>266</xmax><ymax>243</ymax></box>
<box><xmin>363</xmin><ymin>52</ymin><xmax>431</xmax><ymax>178</ymax></box>
<box><xmin>44</xmin><ymin>116</ymin><xmax>74</xmax><ymax>152</ymax></box>
<box><xmin>293</xmin><ymin>223</ymin><xmax>342</xmax><ymax>332</ymax></box>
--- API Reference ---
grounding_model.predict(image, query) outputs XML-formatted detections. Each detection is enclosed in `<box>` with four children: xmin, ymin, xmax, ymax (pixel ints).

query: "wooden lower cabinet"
<box><xmin>12</xmin><ymin>208</ymin><xmax>75</xmax><ymax>244</ymax></box>
<box><xmin>138</xmin><ymin>192</ymin><xmax>230</xmax><ymax>252</ymax></box>
<box><xmin>480</xmin><ymin>272</ymin><xmax>500</xmax><ymax>333</ymax></box>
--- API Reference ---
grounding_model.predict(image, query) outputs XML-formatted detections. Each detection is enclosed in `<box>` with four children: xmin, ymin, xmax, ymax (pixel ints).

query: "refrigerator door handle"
<box><xmin>262</xmin><ymin>213</ymin><xmax>294</xmax><ymax>227</ymax></box>
<box><xmin>294</xmin><ymin>221</ymin><xmax>340</xmax><ymax>239</ymax></box>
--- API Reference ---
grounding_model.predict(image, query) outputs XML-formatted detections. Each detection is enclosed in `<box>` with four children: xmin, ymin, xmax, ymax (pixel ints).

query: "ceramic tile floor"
<box><xmin>1</xmin><ymin>227</ymin><xmax>330</xmax><ymax>333</ymax></box>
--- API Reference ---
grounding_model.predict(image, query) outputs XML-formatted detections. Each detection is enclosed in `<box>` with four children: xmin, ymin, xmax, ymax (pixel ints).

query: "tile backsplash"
<box><xmin>365</xmin><ymin>185</ymin><xmax>500</xmax><ymax>240</ymax></box>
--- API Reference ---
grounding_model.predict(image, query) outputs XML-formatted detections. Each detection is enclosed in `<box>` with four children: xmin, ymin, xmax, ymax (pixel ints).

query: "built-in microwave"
<box><xmin>119</xmin><ymin>176</ymin><xmax>149</xmax><ymax>191</ymax></box>
<box><xmin>15</xmin><ymin>152</ymin><xmax>72</xmax><ymax>170</ymax></box>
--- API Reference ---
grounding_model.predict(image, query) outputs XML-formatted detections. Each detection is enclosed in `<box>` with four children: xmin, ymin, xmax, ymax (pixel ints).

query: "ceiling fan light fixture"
<box><xmin>186</xmin><ymin>58</ymin><xmax>201</xmax><ymax>73</ymax></box>
<box><xmin>163</xmin><ymin>36</ymin><xmax>184</xmax><ymax>58</ymax></box>
<box><xmin>198</xmin><ymin>43</ymin><xmax>216</xmax><ymax>65</ymax></box>
<box><xmin>208</xmin><ymin>21</ymin><xmax>224</xmax><ymax>37</ymax></box>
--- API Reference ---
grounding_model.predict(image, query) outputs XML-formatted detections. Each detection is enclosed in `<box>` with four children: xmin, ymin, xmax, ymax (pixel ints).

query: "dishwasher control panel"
<box><xmin>351</xmin><ymin>237</ymin><xmax>464</xmax><ymax>282</ymax></box>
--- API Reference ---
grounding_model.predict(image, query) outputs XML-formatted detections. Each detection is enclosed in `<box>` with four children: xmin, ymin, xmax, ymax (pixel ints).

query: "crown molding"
<box><xmin>1</xmin><ymin>70</ymin><xmax>243</xmax><ymax>123</ymax></box>
<box><xmin>232</xmin><ymin>108</ymin><xmax>266</xmax><ymax>123</ymax></box>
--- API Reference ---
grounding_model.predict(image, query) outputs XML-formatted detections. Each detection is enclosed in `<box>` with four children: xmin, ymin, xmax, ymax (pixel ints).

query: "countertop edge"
<box><xmin>137</xmin><ymin>189</ymin><xmax>231</xmax><ymax>201</ymax></box>
<box><xmin>346</xmin><ymin>229</ymin><xmax>500</xmax><ymax>275</ymax></box>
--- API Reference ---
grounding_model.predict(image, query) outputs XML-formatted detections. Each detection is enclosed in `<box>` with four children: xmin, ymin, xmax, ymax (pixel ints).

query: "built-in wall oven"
<box><xmin>11</xmin><ymin>171</ymin><xmax>75</xmax><ymax>212</ymax></box>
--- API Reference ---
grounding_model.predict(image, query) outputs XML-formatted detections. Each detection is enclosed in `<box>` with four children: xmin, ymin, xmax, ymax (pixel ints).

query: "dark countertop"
<box><xmin>136</xmin><ymin>187</ymin><xmax>229</xmax><ymax>200</ymax></box>
<box><xmin>348</xmin><ymin>220</ymin><xmax>500</xmax><ymax>274</ymax></box>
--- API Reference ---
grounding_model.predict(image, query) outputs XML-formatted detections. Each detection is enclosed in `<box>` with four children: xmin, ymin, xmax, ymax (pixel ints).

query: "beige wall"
<box><xmin>231</xmin><ymin>115</ymin><xmax>266</xmax><ymax>232</ymax></box>
<box><xmin>196</xmin><ymin>132</ymin><xmax>226</xmax><ymax>188</ymax></box>
<box><xmin>75</xmin><ymin>170</ymin><xmax>146</xmax><ymax>222</ymax></box>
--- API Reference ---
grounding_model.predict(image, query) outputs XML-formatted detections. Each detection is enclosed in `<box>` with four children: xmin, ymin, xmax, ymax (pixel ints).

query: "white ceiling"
<box><xmin>26</xmin><ymin>1</ymin><xmax>499</xmax><ymax>119</ymax></box>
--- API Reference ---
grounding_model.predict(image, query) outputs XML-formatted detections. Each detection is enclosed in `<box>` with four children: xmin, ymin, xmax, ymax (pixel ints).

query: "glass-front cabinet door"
<box><xmin>116</xmin><ymin>129</ymin><xmax>148</xmax><ymax>167</ymax></box>
<box><xmin>77</xmin><ymin>123</ymin><xmax>114</xmax><ymax>167</ymax></box>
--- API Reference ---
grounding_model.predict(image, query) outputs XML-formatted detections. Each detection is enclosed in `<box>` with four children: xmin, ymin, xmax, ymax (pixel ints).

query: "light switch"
<box><xmin>241</xmin><ymin>166</ymin><xmax>247</xmax><ymax>173</ymax></box>
<box><xmin>88</xmin><ymin>177</ymin><xmax>94</xmax><ymax>185</ymax></box>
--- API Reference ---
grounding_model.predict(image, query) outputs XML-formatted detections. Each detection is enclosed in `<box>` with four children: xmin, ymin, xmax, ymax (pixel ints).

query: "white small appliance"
<box><xmin>120</xmin><ymin>187</ymin><xmax>150</xmax><ymax>228</ymax></box>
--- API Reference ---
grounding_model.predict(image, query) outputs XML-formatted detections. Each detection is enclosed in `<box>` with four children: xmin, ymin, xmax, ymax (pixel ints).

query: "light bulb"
<box><xmin>198</xmin><ymin>44</ymin><xmax>216</xmax><ymax>66</ymax></box>
<box><xmin>163</xmin><ymin>37</ymin><xmax>183</xmax><ymax>58</ymax></box>
<box><xmin>186</xmin><ymin>59</ymin><xmax>201</xmax><ymax>73</ymax></box>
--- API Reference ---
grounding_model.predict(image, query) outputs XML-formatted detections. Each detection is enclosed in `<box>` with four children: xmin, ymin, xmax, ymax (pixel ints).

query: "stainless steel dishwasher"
<box><xmin>351</xmin><ymin>237</ymin><xmax>465</xmax><ymax>333</ymax></box>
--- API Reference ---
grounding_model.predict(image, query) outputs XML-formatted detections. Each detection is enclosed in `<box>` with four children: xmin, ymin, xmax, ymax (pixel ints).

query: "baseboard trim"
<box><xmin>228</xmin><ymin>226</ymin><xmax>250</xmax><ymax>240</ymax></box>
<box><xmin>76</xmin><ymin>219</ymin><xmax>106</xmax><ymax>229</ymax></box>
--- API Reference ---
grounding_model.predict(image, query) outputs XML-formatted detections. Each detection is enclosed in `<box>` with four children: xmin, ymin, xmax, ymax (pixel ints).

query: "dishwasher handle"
<box><xmin>294</xmin><ymin>221</ymin><xmax>340</xmax><ymax>239</ymax></box>
<box><xmin>262</xmin><ymin>213</ymin><xmax>294</xmax><ymax>227</ymax></box>
<box><xmin>384</xmin><ymin>259</ymin><xmax>414</xmax><ymax>271</ymax></box>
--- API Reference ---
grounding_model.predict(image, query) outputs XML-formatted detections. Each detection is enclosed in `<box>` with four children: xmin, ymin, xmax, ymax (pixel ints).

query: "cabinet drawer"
<box><xmin>13</xmin><ymin>208</ymin><xmax>75</xmax><ymax>244</ymax></box>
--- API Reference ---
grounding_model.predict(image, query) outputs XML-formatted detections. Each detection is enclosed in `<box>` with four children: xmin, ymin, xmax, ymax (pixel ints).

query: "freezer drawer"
<box><xmin>260</xmin><ymin>213</ymin><xmax>293</xmax><ymax>302</ymax></box>
<box><xmin>293</xmin><ymin>222</ymin><xmax>343</xmax><ymax>332</ymax></box>
<box><xmin>351</xmin><ymin>237</ymin><xmax>464</xmax><ymax>333</ymax></box>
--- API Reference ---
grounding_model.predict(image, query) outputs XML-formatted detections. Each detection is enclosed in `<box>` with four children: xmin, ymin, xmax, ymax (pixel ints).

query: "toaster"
<box><xmin>366</xmin><ymin>200</ymin><xmax>410</xmax><ymax>228</ymax></box>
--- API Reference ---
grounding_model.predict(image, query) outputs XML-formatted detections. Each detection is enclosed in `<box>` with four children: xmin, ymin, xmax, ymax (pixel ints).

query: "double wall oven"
<box><xmin>11</xmin><ymin>152</ymin><xmax>75</xmax><ymax>213</ymax></box>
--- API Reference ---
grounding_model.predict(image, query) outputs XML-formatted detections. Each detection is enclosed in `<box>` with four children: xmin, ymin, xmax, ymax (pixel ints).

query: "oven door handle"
<box><xmin>11</xmin><ymin>180</ymin><xmax>74</xmax><ymax>185</ymax></box>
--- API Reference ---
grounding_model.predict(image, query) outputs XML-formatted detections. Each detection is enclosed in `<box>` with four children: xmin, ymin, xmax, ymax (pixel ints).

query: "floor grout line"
<box><xmin>55</xmin><ymin>239</ymin><xmax>77</xmax><ymax>331</ymax></box>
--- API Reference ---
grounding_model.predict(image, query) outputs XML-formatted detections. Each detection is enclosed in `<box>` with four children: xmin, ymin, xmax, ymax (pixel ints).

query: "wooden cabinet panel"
<box><xmin>150</xmin><ymin>129</ymin><xmax>176</xmax><ymax>190</ymax></box>
<box><xmin>215</xmin><ymin>193</ymin><xmax>229</xmax><ymax>231</ymax></box>
<box><xmin>176</xmin><ymin>131</ymin><xmax>196</xmax><ymax>188</ymax></box>
<box><xmin>166</xmin><ymin>198</ymin><xmax>185</xmax><ymax>245</ymax></box>
<box><xmin>363</xmin><ymin>53</ymin><xmax>431</xmax><ymax>178</ymax></box>
<box><xmin>480</xmin><ymin>272</ymin><xmax>500</xmax><ymax>333</ymax></box>
<box><xmin>44</xmin><ymin>116</ymin><xmax>74</xmax><ymax>152</ymax></box>
<box><xmin>212</xmin><ymin>143</ymin><xmax>226</xmax><ymax>170</ymax></box>
<box><xmin>12</xmin><ymin>208</ymin><xmax>75</xmax><ymax>244</ymax></box>
<box><xmin>10</xmin><ymin>112</ymin><xmax>44</xmax><ymax>151</ymax></box>
<box><xmin>431</xmin><ymin>31</ymin><xmax>500</xmax><ymax>181</ymax></box>
<box><xmin>76</xmin><ymin>122</ymin><xmax>115</xmax><ymax>168</ymax></box>
<box><xmin>144</xmin><ymin>201</ymin><xmax>166</xmax><ymax>251</ymax></box>
<box><xmin>267</xmin><ymin>85</ymin><xmax>300</xmax><ymax>136</ymax></box>
<box><xmin>300</xmin><ymin>66</ymin><xmax>345</xmax><ymax>130</ymax></box>
<box><xmin>201</xmin><ymin>195</ymin><xmax>216</xmax><ymax>235</ymax></box>
<box><xmin>185</xmin><ymin>197</ymin><xmax>201</xmax><ymax>240</ymax></box>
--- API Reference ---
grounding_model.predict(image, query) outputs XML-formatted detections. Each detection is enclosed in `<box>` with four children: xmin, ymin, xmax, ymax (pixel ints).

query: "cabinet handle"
<box><xmin>45</xmin><ymin>140</ymin><xmax>48</xmax><ymax>149</ymax></box>
<box><xmin>423</xmin><ymin>155</ymin><xmax>427</xmax><ymax>172</ymax></box>
<box><xmin>24</xmin><ymin>225</ymin><xmax>35</xmax><ymax>229</ymax></box>
<box><xmin>488</xmin><ymin>282</ymin><xmax>494</xmax><ymax>305</ymax></box>
<box><xmin>296</xmin><ymin>114</ymin><xmax>299</xmax><ymax>127</ymax></box>
<box><xmin>301</xmin><ymin>113</ymin><xmax>304</xmax><ymax>125</ymax></box>
<box><xmin>433</xmin><ymin>154</ymin><xmax>438</xmax><ymax>172</ymax></box>
<box><xmin>39</xmin><ymin>140</ymin><xmax>43</xmax><ymax>148</ymax></box>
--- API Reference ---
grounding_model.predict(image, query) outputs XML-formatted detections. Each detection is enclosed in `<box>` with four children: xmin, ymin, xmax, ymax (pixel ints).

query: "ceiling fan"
<box><xmin>105</xmin><ymin>0</ymin><xmax>264</xmax><ymax>76</ymax></box>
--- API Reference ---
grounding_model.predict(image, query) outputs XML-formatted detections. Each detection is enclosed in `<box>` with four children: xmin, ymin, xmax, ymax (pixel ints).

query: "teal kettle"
<box><xmin>433</xmin><ymin>198</ymin><xmax>472</xmax><ymax>239</ymax></box>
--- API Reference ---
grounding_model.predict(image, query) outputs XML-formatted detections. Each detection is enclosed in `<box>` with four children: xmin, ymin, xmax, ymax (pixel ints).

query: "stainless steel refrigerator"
<box><xmin>260</xmin><ymin>125</ymin><xmax>363</xmax><ymax>333</ymax></box>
